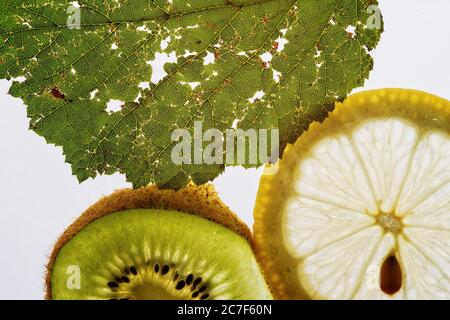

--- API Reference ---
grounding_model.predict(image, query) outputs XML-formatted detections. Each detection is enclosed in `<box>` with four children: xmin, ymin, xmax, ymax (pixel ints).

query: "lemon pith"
<box><xmin>254</xmin><ymin>89</ymin><xmax>450</xmax><ymax>300</ymax></box>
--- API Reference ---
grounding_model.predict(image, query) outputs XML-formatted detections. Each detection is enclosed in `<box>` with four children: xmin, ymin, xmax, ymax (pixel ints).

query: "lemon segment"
<box><xmin>254</xmin><ymin>89</ymin><xmax>450</xmax><ymax>300</ymax></box>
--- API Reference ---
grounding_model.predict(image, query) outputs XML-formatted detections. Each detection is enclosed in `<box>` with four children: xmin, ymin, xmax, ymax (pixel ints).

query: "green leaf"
<box><xmin>0</xmin><ymin>0</ymin><xmax>383</xmax><ymax>188</ymax></box>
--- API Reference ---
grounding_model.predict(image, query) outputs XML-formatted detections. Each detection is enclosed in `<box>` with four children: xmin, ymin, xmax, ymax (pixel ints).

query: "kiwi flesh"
<box><xmin>46</xmin><ymin>184</ymin><xmax>272</xmax><ymax>300</ymax></box>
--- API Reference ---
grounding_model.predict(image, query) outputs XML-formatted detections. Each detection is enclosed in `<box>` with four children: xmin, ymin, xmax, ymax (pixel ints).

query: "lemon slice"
<box><xmin>254</xmin><ymin>89</ymin><xmax>450</xmax><ymax>300</ymax></box>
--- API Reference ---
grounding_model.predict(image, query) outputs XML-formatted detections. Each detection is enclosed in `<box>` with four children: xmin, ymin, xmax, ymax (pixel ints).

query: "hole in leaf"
<box><xmin>106</xmin><ymin>99</ymin><xmax>123</xmax><ymax>113</ymax></box>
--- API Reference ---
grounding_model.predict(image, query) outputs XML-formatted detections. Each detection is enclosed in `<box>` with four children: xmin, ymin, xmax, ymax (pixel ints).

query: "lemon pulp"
<box><xmin>254</xmin><ymin>89</ymin><xmax>450</xmax><ymax>300</ymax></box>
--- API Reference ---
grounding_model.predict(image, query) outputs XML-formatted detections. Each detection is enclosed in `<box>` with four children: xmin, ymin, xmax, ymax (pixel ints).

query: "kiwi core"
<box><xmin>133</xmin><ymin>281</ymin><xmax>188</xmax><ymax>300</ymax></box>
<box><xmin>107</xmin><ymin>264</ymin><xmax>210</xmax><ymax>300</ymax></box>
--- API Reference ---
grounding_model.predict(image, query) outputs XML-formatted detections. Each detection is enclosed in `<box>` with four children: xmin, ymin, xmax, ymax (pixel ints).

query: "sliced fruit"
<box><xmin>47</xmin><ymin>184</ymin><xmax>272</xmax><ymax>300</ymax></box>
<box><xmin>254</xmin><ymin>89</ymin><xmax>450</xmax><ymax>300</ymax></box>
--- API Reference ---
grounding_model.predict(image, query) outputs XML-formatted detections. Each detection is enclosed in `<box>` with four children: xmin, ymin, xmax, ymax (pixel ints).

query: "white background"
<box><xmin>0</xmin><ymin>1</ymin><xmax>449</xmax><ymax>299</ymax></box>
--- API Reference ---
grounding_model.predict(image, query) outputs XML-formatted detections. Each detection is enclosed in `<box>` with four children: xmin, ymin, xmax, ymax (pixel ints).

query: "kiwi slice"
<box><xmin>46</xmin><ymin>184</ymin><xmax>272</xmax><ymax>300</ymax></box>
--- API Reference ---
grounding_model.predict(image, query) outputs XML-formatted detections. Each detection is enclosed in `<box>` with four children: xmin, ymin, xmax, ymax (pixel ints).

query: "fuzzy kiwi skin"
<box><xmin>45</xmin><ymin>183</ymin><xmax>267</xmax><ymax>300</ymax></box>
